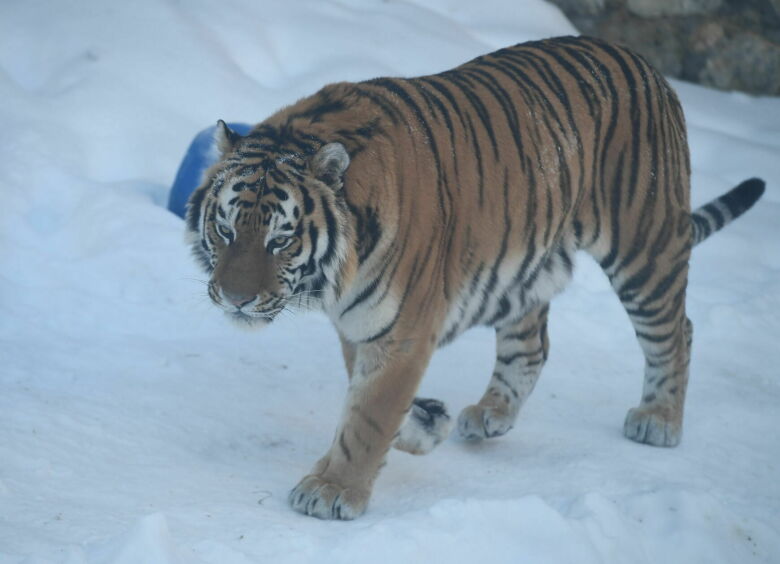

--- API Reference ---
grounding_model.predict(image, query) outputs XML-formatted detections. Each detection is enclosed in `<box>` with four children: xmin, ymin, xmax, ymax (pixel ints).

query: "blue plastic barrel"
<box><xmin>167</xmin><ymin>122</ymin><xmax>253</xmax><ymax>218</ymax></box>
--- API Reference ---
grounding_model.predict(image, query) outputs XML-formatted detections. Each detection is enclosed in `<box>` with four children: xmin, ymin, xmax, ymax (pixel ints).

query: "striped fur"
<box><xmin>185</xmin><ymin>36</ymin><xmax>765</xmax><ymax>520</ymax></box>
<box><xmin>691</xmin><ymin>178</ymin><xmax>765</xmax><ymax>245</ymax></box>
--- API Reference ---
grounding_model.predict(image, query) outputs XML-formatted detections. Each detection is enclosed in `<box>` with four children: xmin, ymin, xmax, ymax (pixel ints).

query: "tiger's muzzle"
<box><xmin>208</xmin><ymin>282</ymin><xmax>285</xmax><ymax>327</ymax></box>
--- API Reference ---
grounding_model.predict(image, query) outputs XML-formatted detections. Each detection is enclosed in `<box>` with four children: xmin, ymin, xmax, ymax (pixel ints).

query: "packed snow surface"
<box><xmin>1</xmin><ymin>1</ymin><xmax>778</xmax><ymax>562</ymax></box>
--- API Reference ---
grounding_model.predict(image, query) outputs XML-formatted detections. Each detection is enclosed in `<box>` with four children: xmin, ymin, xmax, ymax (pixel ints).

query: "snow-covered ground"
<box><xmin>1</xmin><ymin>1</ymin><xmax>778</xmax><ymax>562</ymax></box>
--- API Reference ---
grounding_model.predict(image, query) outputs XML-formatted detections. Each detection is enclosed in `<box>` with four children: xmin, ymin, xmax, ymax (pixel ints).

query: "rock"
<box><xmin>551</xmin><ymin>0</ymin><xmax>605</xmax><ymax>16</ymax></box>
<box><xmin>682</xmin><ymin>21</ymin><xmax>726</xmax><ymax>82</ymax></box>
<box><xmin>691</xmin><ymin>21</ymin><xmax>726</xmax><ymax>52</ymax></box>
<box><xmin>549</xmin><ymin>0</ymin><xmax>780</xmax><ymax>96</ymax></box>
<box><xmin>578</xmin><ymin>10</ymin><xmax>687</xmax><ymax>77</ymax></box>
<box><xmin>627</xmin><ymin>0</ymin><xmax>723</xmax><ymax>18</ymax></box>
<box><xmin>699</xmin><ymin>32</ymin><xmax>780</xmax><ymax>95</ymax></box>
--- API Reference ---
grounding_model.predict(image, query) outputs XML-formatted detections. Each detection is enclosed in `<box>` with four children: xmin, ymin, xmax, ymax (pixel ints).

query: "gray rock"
<box><xmin>552</xmin><ymin>0</ymin><xmax>605</xmax><ymax>16</ymax></box>
<box><xmin>699</xmin><ymin>32</ymin><xmax>780</xmax><ymax>95</ymax></box>
<box><xmin>627</xmin><ymin>0</ymin><xmax>723</xmax><ymax>18</ymax></box>
<box><xmin>552</xmin><ymin>0</ymin><xmax>780</xmax><ymax>95</ymax></box>
<box><xmin>690</xmin><ymin>21</ymin><xmax>726</xmax><ymax>52</ymax></box>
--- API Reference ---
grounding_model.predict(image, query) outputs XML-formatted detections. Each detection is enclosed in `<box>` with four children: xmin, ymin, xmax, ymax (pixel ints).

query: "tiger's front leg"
<box><xmin>289</xmin><ymin>334</ymin><xmax>434</xmax><ymax>520</ymax></box>
<box><xmin>339</xmin><ymin>332</ymin><xmax>451</xmax><ymax>456</ymax></box>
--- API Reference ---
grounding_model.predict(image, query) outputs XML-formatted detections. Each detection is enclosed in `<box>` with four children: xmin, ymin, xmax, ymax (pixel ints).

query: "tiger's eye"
<box><xmin>217</xmin><ymin>224</ymin><xmax>233</xmax><ymax>242</ymax></box>
<box><xmin>268</xmin><ymin>234</ymin><xmax>293</xmax><ymax>255</ymax></box>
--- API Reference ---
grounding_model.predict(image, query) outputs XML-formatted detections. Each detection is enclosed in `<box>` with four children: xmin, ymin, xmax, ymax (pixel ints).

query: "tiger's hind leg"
<box><xmin>621</xmin><ymin>303</ymin><xmax>692</xmax><ymax>447</ymax></box>
<box><xmin>339</xmin><ymin>333</ymin><xmax>451</xmax><ymax>454</ymax></box>
<box><xmin>458</xmin><ymin>304</ymin><xmax>550</xmax><ymax>440</ymax></box>
<box><xmin>597</xmin><ymin>237</ymin><xmax>693</xmax><ymax>447</ymax></box>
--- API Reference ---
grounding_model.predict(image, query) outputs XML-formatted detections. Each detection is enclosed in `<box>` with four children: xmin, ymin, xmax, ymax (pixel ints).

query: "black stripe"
<box><xmin>186</xmin><ymin>185</ymin><xmax>208</xmax><ymax>232</ymax></box>
<box><xmin>367</xmin><ymin>78</ymin><xmax>452</xmax><ymax>223</ymax></box>
<box><xmin>701</xmin><ymin>202</ymin><xmax>725</xmax><ymax>229</ymax></box>
<box><xmin>353</xmin><ymin>86</ymin><xmax>404</xmax><ymax>125</ymax></box>
<box><xmin>318</xmin><ymin>196</ymin><xmax>338</xmax><ymax>267</ymax></box>
<box><xmin>469</xmin><ymin>170</ymin><xmax>512</xmax><ymax>326</ymax></box>
<box><xmin>339</xmin><ymin>431</ymin><xmax>352</xmax><ymax>462</ymax></box>
<box><xmin>431</xmin><ymin>72</ymin><xmax>500</xmax><ymax>160</ymax></box>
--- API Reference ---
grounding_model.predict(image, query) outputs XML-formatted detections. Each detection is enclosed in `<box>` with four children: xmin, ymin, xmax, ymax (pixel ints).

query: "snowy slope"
<box><xmin>0</xmin><ymin>1</ymin><xmax>778</xmax><ymax>563</ymax></box>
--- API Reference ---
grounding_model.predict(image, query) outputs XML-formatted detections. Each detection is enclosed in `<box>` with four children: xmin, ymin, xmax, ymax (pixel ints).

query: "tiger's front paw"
<box><xmin>289</xmin><ymin>475</ymin><xmax>369</xmax><ymax>520</ymax></box>
<box><xmin>457</xmin><ymin>404</ymin><xmax>515</xmax><ymax>440</ymax></box>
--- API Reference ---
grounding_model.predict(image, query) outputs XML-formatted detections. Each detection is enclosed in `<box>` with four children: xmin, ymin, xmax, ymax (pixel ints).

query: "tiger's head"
<box><xmin>185</xmin><ymin>121</ymin><xmax>352</xmax><ymax>328</ymax></box>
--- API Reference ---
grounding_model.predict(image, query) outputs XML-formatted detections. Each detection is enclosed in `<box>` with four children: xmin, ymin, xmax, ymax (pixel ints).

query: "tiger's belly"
<box><xmin>437</xmin><ymin>243</ymin><xmax>575</xmax><ymax>347</ymax></box>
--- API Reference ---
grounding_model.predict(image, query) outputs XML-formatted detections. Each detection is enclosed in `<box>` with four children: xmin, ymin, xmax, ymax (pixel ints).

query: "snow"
<box><xmin>0</xmin><ymin>0</ymin><xmax>778</xmax><ymax>562</ymax></box>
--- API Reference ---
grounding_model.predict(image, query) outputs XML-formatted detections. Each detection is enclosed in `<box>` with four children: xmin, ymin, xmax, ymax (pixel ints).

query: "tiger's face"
<box><xmin>186</xmin><ymin>121</ymin><xmax>351</xmax><ymax>328</ymax></box>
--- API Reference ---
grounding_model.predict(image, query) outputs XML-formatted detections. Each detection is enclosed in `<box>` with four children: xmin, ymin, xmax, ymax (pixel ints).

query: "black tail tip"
<box><xmin>723</xmin><ymin>177</ymin><xmax>765</xmax><ymax>215</ymax></box>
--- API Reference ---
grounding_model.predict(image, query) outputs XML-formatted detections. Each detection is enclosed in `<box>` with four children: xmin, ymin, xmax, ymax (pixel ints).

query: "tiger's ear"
<box><xmin>310</xmin><ymin>142</ymin><xmax>350</xmax><ymax>188</ymax></box>
<box><xmin>214</xmin><ymin>120</ymin><xmax>241</xmax><ymax>157</ymax></box>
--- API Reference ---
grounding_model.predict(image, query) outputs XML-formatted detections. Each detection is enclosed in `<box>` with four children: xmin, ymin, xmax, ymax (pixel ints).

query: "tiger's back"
<box><xmin>262</xmin><ymin>36</ymin><xmax>691</xmax><ymax>347</ymax></box>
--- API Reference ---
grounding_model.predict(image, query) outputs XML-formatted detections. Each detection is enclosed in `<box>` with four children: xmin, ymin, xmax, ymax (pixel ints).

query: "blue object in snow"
<box><xmin>167</xmin><ymin>122</ymin><xmax>253</xmax><ymax>218</ymax></box>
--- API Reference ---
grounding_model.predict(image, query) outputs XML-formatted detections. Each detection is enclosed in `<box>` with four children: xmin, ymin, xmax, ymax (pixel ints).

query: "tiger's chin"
<box><xmin>226</xmin><ymin>311</ymin><xmax>273</xmax><ymax>330</ymax></box>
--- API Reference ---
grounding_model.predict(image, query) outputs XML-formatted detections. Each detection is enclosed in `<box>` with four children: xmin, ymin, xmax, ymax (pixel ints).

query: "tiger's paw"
<box><xmin>457</xmin><ymin>404</ymin><xmax>514</xmax><ymax>440</ymax></box>
<box><xmin>624</xmin><ymin>405</ymin><xmax>682</xmax><ymax>447</ymax></box>
<box><xmin>393</xmin><ymin>398</ymin><xmax>452</xmax><ymax>455</ymax></box>
<box><xmin>289</xmin><ymin>475</ymin><xmax>369</xmax><ymax>520</ymax></box>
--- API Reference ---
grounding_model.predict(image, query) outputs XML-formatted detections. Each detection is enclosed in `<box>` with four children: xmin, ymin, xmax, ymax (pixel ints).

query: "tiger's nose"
<box><xmin>222</xmin><ymin>290</ymin><xmax>256</xmax><ymax>308</ymax></box>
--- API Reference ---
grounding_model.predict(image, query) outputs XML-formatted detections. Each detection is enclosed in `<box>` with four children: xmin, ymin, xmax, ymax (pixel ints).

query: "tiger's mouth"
<box><xmin>228</xmin><ymin>308</ymin><xmax>279</xmax><ymax>328</ymax></box>
<box><xmin>208</xmin><ymin>283</ymin><xmax>286</xmax><ymax>327</ymax></box>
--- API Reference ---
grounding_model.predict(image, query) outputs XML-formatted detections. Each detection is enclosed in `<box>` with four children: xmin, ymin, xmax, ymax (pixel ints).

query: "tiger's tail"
<box><xmin>691</xmin><ymin>178</ymin><xmax>766</xmax><ymax>246</ymax></box>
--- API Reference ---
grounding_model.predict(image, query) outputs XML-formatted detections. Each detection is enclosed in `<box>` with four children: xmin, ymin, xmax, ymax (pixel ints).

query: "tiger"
<box><xmin>185</xmin><ymin>35</ymin><xmax>765</xmax><ymax>520</ymax></box>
